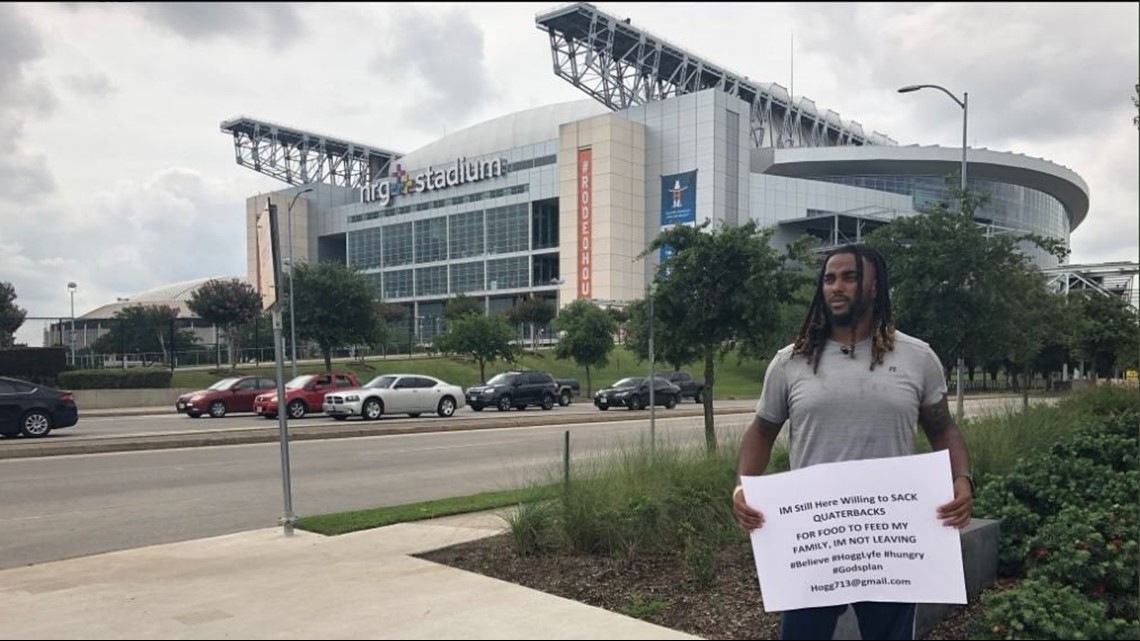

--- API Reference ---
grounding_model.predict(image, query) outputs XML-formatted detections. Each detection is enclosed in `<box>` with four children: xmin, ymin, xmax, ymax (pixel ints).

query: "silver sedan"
<box><xmin>322</xmin><ymin>374</ymin><xmax>466</xmax><ymax>421</ymax></box>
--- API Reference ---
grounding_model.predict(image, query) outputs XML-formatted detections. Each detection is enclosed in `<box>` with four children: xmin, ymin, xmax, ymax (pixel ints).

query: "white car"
<box><xmin>322</xmin><ymin>374</ymin><xmax>466</xmax><ymax>421</ymax></box>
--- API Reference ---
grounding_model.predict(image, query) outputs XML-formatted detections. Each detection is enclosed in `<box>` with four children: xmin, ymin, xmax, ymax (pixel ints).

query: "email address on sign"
<box><xmin>810</xmin><ymin>577</ymin><xmax>912</xmax><ymax>593</ymax></box>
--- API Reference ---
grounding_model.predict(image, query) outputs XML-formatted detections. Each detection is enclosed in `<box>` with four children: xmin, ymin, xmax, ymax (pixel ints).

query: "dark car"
<box><xmin>593</xmin><ymin>376</ymin><xmax>681</xmax><ymax>411</ymax></box>
<box><xmin>176</xmin><ymin>376</ymin><xmax>277</xmax><ymax>418</ymax></box>
<box><xmin>0</xmin><ymin>376</ymin><xmax>79</xmax><ymax>438</ymax></box>
<box><xmin>465</xmin><ymin>370</ymin><xmax>559</xmax><ymax>412</ymax></box>
<box><xmin>662</xmin><ymin>371</ymin><xmax>705</xmax><ymax>403</ymax></box>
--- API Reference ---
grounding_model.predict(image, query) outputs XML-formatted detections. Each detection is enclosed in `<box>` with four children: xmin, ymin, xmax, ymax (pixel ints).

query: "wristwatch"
<box><xmin>953</xmin><ymin>473</ymin><xmax>976</xmax><ymax>497</ymax></box>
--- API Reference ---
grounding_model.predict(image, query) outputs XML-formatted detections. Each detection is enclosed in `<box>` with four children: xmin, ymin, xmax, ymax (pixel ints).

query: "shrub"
<box><xmin>57</xmin><ymin>369</ymin><xmax>173</xmax><ymax>389</ymax></box>
<box><xmin>979</xmin><ymin>578</ymin><xmax>1135</xmax><ymax>640</ymax></box>
<box><xmin>1026</xmin><ymin>504</ymin><xmax>1140</xmax><ymax>620</ymax></box>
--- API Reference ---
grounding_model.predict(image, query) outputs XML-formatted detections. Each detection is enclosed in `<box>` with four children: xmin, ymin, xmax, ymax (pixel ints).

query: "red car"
<box><xmin>176</xmin><ymin>376</ymin><xmax>278</xmax><ymax>418</ymax></box>
<box><xmin>253</xmin><ymin>372</ymin><xmax>360</xmax><ymax>419</ymax></box>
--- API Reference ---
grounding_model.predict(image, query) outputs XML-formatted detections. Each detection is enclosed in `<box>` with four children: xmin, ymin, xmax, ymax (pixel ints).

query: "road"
<box><xmin>0</xmin><ymin>395</ymin><xmax>1043</xmax><ymax>570</ymax></box>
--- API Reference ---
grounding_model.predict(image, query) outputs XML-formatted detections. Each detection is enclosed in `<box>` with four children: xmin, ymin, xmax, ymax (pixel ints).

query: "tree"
<box><xmin>0</xmin><ymin>282</ymin><xmax>27</xmax><ymax>348</ymax></box>
<box><xmin>508</xmin><ymin>297</ymin><xmax>556</xmax><ymax>352</ymax></box>
<box><xmin>434</xmin><ymin>313</ymin><xmax>518</xmax><ymax>382</ymax></box>
<box><xmin>365</xmin><ymin>302</ymin><xmax>406</xmax><ymax>358</ymax></box>
<box><xmin>623</xmin><ymin>297</ymin><xmax>699</xmax><ymax>371</ymax></box>
<box><xmin>92</xmin><ymin>304</ymin><xmax>199</xmax><ymax>362</ymax></box>
<box><xmin>290</xmin><ymin>261</ymin><xmax>377</xmax><ymax>372</ymax></box>
<box><xmin>443</xmin><ymin>294</ymin><xmax>483</xmax><ymax>320</ymax></box>
<box><xmin>1070</xmin><ymin>290</ymin><xmax>1139</xmax><ymax>379</ymax></box>
<box><xmin>865</xmin><ymin>179</ymin><xmax>1068</xmax><ymax>414</ymax></box>
<box><xmin>187</xmin><ymin>279</ymin><xmax>263</xmax><ymax>370</ymax></box>
<box><xmin>646</xmin><ymin>220</ymin><xmax>801</xmax><ymax>453</ymax></box>
<box><xmin>553</xmin><ymin>299</ymin><xmax>618</xmax><ymax>395</ymax></box>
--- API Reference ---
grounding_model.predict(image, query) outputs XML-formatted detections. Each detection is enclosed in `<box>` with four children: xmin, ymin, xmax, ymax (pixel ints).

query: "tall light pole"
<box><xmin>898</xmin><ymin>83</ymin><xmax>968</xmax><ymax>419</ymax></box>
<box><xmin>287</xmin><ymin>187</ymin><xmax>314</xmax><ymax>377</ymax></box>
<box><xmin>67</xmin><ymin>282</ymin><xmax>77</xmax><ymax>367</ymax></box>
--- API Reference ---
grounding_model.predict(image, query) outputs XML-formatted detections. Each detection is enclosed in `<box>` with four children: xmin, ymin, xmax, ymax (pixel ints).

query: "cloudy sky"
<box><xmin>3</xmin><ymin>2</ymin><xmax>1137</xmax><ymax>344</ymax></box>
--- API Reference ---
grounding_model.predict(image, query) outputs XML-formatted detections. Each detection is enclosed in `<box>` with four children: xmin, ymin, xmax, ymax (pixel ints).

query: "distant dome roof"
<box><xmin>81</xmin><ymin>276</ymin><xmax>246</xmax><ymax>320</ymax></box>
<box><xmin>395</xmin><ymin>100</ymin><xmax>610</xmax><ymax>169</ymax></box>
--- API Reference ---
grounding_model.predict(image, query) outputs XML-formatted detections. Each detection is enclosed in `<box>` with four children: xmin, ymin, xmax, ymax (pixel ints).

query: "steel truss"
<box><xmin>1041</xmin><ymin>262</ymin><xmax>1139</xmax><ymax>308</ymax></box>
<box><xmin>220</xmin><ymin>117</ymin><xmax>402</xmax><ymax>189</ymax></box>
<box><xmin>536</xmin><ymin>3</ymin><xmax>896</xmax><ymax>149</ymax></box>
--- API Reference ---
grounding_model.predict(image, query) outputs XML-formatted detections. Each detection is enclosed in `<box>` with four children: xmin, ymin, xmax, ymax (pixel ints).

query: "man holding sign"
<box><xmin>733</xmin><ymin>244</ymin><xmax>973</xmax><ymax>640</ymax></box>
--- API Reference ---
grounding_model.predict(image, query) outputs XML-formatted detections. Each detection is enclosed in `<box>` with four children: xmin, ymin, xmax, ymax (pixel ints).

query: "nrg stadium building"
<box><xmin>221</xmin><ymin>2</ymin><xmax>1112</xmax><ymax>345</ymax></box>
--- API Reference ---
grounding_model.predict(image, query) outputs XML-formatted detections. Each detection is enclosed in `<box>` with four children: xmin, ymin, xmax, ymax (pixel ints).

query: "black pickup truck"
<box><xmin>554</xmin><ymin>378</ymin><xmax>580</xmax><ymax>406</ymax></box>
<box><xmin>661</xmin><ymin>371</ymin><xmax>705</xmax><ymax>403</ymax></box>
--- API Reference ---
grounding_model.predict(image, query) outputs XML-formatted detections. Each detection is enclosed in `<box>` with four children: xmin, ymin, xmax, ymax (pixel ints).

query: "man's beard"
<box><xmin>825</xmin><ymin>298</ymin><xmax>867</xmax><ymax>327</ymax></box>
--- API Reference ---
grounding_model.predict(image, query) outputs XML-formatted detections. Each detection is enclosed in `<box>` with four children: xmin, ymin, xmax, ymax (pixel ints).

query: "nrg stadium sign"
<box><xmin>360</xmin><ymin>156</ymin><xmax>508</xmax><ymax>206</ymax></box>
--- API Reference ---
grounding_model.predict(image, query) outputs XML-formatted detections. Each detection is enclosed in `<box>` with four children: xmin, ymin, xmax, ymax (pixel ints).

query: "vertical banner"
<box><xmin>577</xmin><ymin>148</ymin><xmax>593</xmax><ymax>298</ymax></box>
<box><xmin>659</xmin><ymin>170</ymin><xmax>697</xmax><ymax>264</ymax></box>
<box><xmin>255</xmin><ymin>202</ymin><xmax>282</xmax><ymax>312</ymax></box>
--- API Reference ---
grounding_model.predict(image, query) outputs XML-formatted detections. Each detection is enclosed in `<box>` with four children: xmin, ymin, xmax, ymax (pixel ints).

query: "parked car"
<box><xmin>322</xmin><ymin>374</ymin><xmax>465</xmax><ymax>421</ymax></box>
<box><xmin>176</xmin><ymin>376</ymin><xmax>277</xmax><ymax>418</ymax></box>
<box><xmin>0</xmin><ymin>376</ymin><xmax>79</xmax><ymax>438</ymax></box>
<box><xmin>465</xmin><ymin>370</ymin><xmax>559</xmax><ymax>412</ymax></box>
<box><xmin>593</xmin><ymin>376</ymin><xmax>681</xmax><ymax>411</ymax></box>
<box><xmin>662</xmin><ymin>371</ymin><xmax>705</xmax><ymax>403</ymax></box>
<box><xmin>554</xmin><ymin>378</ymin><xmax>580</xmax><ymax>406</ymax></box>
<box><xmin>253</xmin><ymin>372</ymin><xmax>360</xmax><ymax>419</ymax></box>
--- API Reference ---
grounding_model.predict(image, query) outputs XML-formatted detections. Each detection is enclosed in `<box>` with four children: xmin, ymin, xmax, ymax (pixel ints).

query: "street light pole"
<box><xmin>286</xmin><ymin>187</ymin><xmax>314</xmax><ymax>378</ymax></box>
<box><xmin>898</xmin><ymin>83</ymin><xmax>969</xmax><ymax>419</ymax></box>
<box><xmin>67</xmin><ymin>282</ymin><xmax>77</xmax><ymax>367</ymax></box>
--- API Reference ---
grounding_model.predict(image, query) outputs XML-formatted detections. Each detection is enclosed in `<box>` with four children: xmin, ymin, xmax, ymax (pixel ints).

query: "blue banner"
<box><xmin>659</xmin><ymin>170</ymin><xmax>697</xmax><ymax>267</ymax></box>
<box><xmin>660</xmin><ymin>170</ymin><xmax>697</xmax><ymax>227</ymax></box>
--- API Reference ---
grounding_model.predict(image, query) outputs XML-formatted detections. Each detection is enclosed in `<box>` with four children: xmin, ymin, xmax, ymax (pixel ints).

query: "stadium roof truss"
<box><xmin>219</xmin><ymin>117</ymin><xmax>402</xmax><ymax>189</ymax></box>
<box><xmin>536</xmin><ymin>2</ymin><xmax>897</xmax><ymax>149</ymax></box>
<box><xmin>1041</xmin><ymin>262</ymin><xmax>1139</xmax><ymax>308</ymax></box>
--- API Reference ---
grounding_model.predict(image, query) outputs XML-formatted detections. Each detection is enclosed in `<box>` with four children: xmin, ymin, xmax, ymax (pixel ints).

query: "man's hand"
<box><xmin>733</xmin><ymin>486</ymin><xmax>765</xmax><ymax>531</ymax></box>
<box><xmin>937</xmin><ymin>476</ymin><xmax>973</xmax><ymax>528</ymax></box>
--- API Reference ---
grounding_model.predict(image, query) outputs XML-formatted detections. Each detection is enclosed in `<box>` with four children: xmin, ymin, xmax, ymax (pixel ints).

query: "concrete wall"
<box><xmin>74</xmin><ymin>388</ymin><xmax>198</xmax><ymax>410</ymax></box>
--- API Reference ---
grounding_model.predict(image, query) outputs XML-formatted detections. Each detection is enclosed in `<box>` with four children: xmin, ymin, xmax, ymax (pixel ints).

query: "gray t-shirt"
<box><xmin>755</xmin><ymin>330</ymin><xmax>947</xmax><ymax>471</ymax></box>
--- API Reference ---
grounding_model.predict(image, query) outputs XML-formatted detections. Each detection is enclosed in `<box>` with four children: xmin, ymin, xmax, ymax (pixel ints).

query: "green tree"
<box><xmin>365</xmin><ymin>302</ymin><xmax>406</xmax><ymax>358</ymax></box>
<box><xmin>646</xmin><ymin>220</ymin><xmax>799</xmax><ymax>453</ymax></box>
<box><xmin>553</xmin><ymin>299</ymin><xmax>618</xmax><ymax>395</ymax></box>
<box><xmin>443</xmin><ymin>294</ymin><xmax>483</xmax><ymax>320</ymax></box>
<box><xmin>1070</xmin><ymin>290</ymin><xmax>1139</xmax><ymax>379</ymax></box>
<box><xmin>434</xmin><ymin>313</ymin><xmax>518</xmax><ymax>382</ymax></box>
<box><xmin>187</xmin><ymin>279</ymin><xmax>263</xmax><ymax>370</ymax></box>
<box><xmin>508</xmin><ymin>297</ymin><xmax>556</xmax><ymax>353</ymax></box>
<box><xmin>237</xmin><ymin>313</ymin><xmax>276</xmax><ymax>363</ymax></box>
<box><xmin>92</xmin><ymin>304</ymin><xmax>199</xmax><ymax>363</ymax></box>
<box><xmin>0</xmin><ymin>282</ymin><xmax>27</xmax><ymax>348</ymax></box>
<box><xmin>866</xmin><ymin>179</ymin><xmax>1068</xmax><ymax>414</ymax></box>
<box><xmin>623</xmin><ymin>297</ymin><xmax>699</xmax><ymax>371</ymax></box>
<box><xmin>290</xmin><ymin>261</ymin><xmax>377</xmax><ymax>372</ymax></box>
<box><xmin>999</xmin><ymin>270</ymin><xmax>1069</xmax><ymax>407</ymax></box>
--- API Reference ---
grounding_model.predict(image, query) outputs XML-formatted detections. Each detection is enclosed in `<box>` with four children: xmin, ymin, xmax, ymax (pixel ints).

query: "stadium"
<box><xmin>55</xmin><ymin>2</ymin><xmax>1131</xmax><ymax>356</ymax></box>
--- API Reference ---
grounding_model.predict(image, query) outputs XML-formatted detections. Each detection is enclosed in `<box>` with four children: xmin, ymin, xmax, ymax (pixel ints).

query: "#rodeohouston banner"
<box><xmin>578</xmin><ymin>148</ymin><xmax>593</xmax><ymax>298</ymax></box>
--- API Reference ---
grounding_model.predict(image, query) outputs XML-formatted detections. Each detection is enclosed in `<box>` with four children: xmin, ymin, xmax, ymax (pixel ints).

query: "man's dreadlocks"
<box><xmin>792</xmin><ymin>244</ymin><xmax>896</xmax><ymax>373</ymax></box>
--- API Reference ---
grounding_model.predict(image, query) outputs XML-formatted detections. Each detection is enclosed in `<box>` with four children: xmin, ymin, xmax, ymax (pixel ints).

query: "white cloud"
<box><xmin>4</xmin><ymin>1</ymin><xmax>1137</xmax><ymax>348</ymax></box>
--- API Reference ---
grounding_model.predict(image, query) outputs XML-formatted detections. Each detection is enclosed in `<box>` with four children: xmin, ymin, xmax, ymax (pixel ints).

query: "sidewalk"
<box><xmin>0</xmin><ymin>512</ymin><xmax>698</xmax><ymax>640</ymax></box>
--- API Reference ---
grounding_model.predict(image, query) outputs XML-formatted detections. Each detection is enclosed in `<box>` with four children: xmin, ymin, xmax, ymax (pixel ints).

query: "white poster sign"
<box><xmin>741</xmin><ymin>450</ymin><xmax>966</xmax><ymax>611</ymax></box>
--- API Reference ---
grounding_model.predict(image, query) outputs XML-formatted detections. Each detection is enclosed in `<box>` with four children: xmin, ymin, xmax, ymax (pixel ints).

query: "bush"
<box><xmin>979</xmin><ymin>578</ymin><xmax>1135</xmax><ymax>640</ymax></box>
<box><xmin>1026</xmin><ymin>504</ymin><xmax>1139</xmax><ymax>620</ymax></box>
<box><xmin>57</xmin><ymin>369</ymin><xmax>173</xmax><ymax>389</ymax></box>
<box><xmin>1056</xmin><ymin>384</ymin><xmax>1140</xmax><ymax>418</ymax></box>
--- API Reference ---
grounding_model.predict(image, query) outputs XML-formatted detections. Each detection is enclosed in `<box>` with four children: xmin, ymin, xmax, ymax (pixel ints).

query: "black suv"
<box><xmin>466</xmin><ymin>370</ymin><xmax>559</xmax><ymax>412</ymax></box>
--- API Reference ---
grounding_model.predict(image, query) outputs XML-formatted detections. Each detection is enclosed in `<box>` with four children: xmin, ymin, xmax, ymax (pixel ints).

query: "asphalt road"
<box><xmin>0</xmin><ymin>395</ymin><xmax>1046</xmax><ymax>570</ymax></box>
<box><xmin>0</xmin><ymin>412</ymin><xmax>754</xmax><ymax>570</ymax></box>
